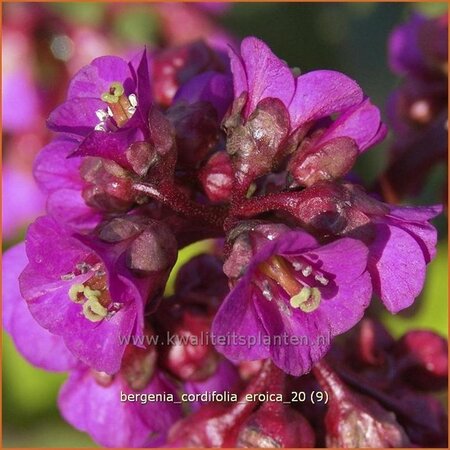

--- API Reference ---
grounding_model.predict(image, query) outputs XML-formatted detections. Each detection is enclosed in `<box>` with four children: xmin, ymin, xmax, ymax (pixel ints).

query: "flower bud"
<box><xmin>394</xmin><ymin>330</ymin><xmax>448</xmax><ymax>390</ymax></box>
<box><xmin>125</xmin><ymin>221</ymin><xmax>177</xmax><ymax>275</ymax></box>
<box><xmin>80</xmin><ymin>157</ymin><xmax>137</xmax><ymax>212</ymax></box>
<box><xmin>199</xmin><ymin>151</ymin><xmax>234</xmax><ymax>202</ymax></box>
<box><xmin>352</xmin><ymin>318</ymin><xmax>395</xmax><ymax>366</ymax></box>
<box><xmin>289</xmin><ymin>136</ymin><xmax>358</xmax><ymax>186</ymax></box>
<box><xmin>314</xmin><ymin>361</ymin><xmax>410</xmax><ymax>448</ymax></box>
<box><xmin>174</xmin><ymin>253</ymin><xmax>229</xmax><ymax>310</ymax></box>
<box><xmin>224</xmin><ymin>222</ymin><xmax>291</xmax><ymax>281</ymax></box>
<box><xmin>153</xmin><ymin>41</ymin><xmax>224</xmax><ymax>107</ymax></box>
<box><xmin>225</xmin><ymin>97</ymin><xmax>290</xmax><ymax>188</ymax></box>
<box><xmin>167</xmin><ymin>101</ymin><xmax>219</xmax><ymax>168</ymax></box>
<box><xmin>97</xmin><ymin>216</ymin><xmax>145</xmax><ymax>243</ymax></box>
<box><xmin>236</xmin><ymin>403</ymin><xmax>315</xmax><ymax>448</ymax></box>
<box><xmin>121</xmin><ymin>337</ymin><xmax>158</xmax><ymax>391</ymax></box>
<box><xmin>125</xmin><ymin>141</ymin><xmax>157</xmax><ymax>177</ymax></box>
<box><xmin>160</xmin><ymin>308</ymin><xmax>219</xmax><ymax>381</ymax></box>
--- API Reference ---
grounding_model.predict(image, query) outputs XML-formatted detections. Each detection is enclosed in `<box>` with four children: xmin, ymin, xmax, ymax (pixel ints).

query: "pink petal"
<box><xmin>369</xmin><ymin>223</ymin><xmax>426</xmax><ymax>313</ymax></box>
<box><xmin>289</xmin><ymin>70</ymin><xmax>363</xmax><ymax>129</ymax></box>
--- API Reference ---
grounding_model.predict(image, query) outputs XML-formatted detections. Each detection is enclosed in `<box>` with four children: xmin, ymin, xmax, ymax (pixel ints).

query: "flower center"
<box><xmin>99</xmin><ymin>81</ymin><xmax>137</xmax><ymax>128</ymax></box>
<box><xmin>258</xmin><ymin>255</ymin><xmax>326</xmax><ymax>313</ymax></box>
<box><xmin>65</xmin><ymin>262</ymin><xmax>117</xmax><ymax>323</ymax></box>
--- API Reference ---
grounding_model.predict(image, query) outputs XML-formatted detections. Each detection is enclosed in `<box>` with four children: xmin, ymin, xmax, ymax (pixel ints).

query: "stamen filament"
<box><xmin>259</xmin><ymin>256</ymin><xmax>301</xmax><ymax>297</ymax></box>
<box><xmin>100</xmin><ymin>81</ymin><xmax>136</xmax><ymax>128</ymax></box>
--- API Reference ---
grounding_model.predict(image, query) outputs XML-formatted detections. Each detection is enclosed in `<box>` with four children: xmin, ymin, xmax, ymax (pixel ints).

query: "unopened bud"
<box><xmin>237</xmin><ymin>403</ymin><xmax>315</xmax><ymax>448</ymax></box>
<box><xmin>199</xmin><ymin>151</ymin><xmax>234</xmax><ymax>202</ymax></box>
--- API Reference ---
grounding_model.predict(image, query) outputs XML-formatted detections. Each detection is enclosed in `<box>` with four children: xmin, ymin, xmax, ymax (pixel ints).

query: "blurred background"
<box><xmin>2</xmin><ymin>2</ymin><xmax>448</xmax><ymax>447</ymax></box>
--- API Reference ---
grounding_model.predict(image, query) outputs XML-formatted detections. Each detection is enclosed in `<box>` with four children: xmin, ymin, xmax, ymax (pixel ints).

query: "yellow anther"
<box><xmin>100</xmin><ymin>82</ymin><xmax>135</xmax><ymax>128</ymax></box>
<box><xmin>101</xmin><ymin>92</ymin><xmax>119</xmax><ymax>103</ymax></box>
<box><xmin>68</xmin><ymin>283</ymin><xmax>86</xmax><ymax>303</ymax></box>
<box><xmin>109</xmin><ymin>81</ymin><xmax>125</xmax><ymax>97</ymax></box>
<box><xmin>83</xmin><ymin>286</ymin><xmax>101</xmax><ymax>299</ymax></box>
<box><xmin>290</xmin><ymin>286</ymin><xmax>311</xmax><ymax>308</ymax></box>
<box><xmin>290</xmin><ymin>287</ymin><xmax>321</xmax><ymax>313</ymax></box>
<box><xmin>83</xmin><ymin>297</ymin><xmax>108</xmax><ymax>322</ymax></box>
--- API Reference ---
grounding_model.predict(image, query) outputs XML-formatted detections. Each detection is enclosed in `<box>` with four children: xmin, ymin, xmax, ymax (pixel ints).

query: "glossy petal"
<box><xmin>71</xmin><ymin>128</ymin><xmax>143</xmax><ymax>170</ymax></box>
<box><xmin>369</xmin><ymin>223</ymin><xmax>426</xmax><ymax>313</ymax></box>
<box><xmin>289</xmin><ymin>70</ymin><xmax>363</xmax><ymax>129</ymax></box>
<box><xmin>47</xmin><ymin>97</ymin><xmax>106</xmax><ymax>136</ymax></box>
<box><xmin>68</xmin><ymin>55</ymin><xmax>134</xmax><ymax>99</ymax></box>
<box><xmin>235</xmin><ymin>37</ymin><xmax>295</xmax><ymax>117</ymax></box>
<box><xmin>212</xmin><ymin>280</ymin><xmax>271</xmax><ymax>362</ymax></box>
<box><xmin>316</xmin><ymin>99</ymin><xmax>386</xmax><ymax>152</ymax></box>
<box><xmin>387</xmin><ymin>205</ymin><xmax>441</xmax><ymax>263</ymax></box>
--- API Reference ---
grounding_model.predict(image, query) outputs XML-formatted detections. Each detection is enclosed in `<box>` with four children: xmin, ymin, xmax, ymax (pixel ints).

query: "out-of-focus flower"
<box><xmin>152</xmin><ymin>2</ymin><xmax>235</xmax><ymax>52</ymax></box>
<box><xmin>380</xmin><ymin>13</ymin><xmax>448</xmax><ymax>203</ymax></box>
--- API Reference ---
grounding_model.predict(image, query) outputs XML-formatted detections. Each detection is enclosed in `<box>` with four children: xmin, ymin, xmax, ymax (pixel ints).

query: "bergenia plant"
<box><xmin>3</xmin><ymin>15</ymin><xmax>447</xmax><ymax>449</ymax></box>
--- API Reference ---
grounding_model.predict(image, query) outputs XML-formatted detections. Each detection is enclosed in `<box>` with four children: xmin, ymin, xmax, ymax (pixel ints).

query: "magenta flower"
<box><xmin>382</xmin><ymin>13</ymin><xmax>447</xmax><ymax>202</ymax></box>
<box><xmin>212</xmin><ymin>227</ymin><xmax>372</xmax><ymax>375</ymax></box>
<box><xmin>19</xmin><ymin>215</ymin><xmax>176</xmax><ymax>374</ymax></box>
<box><xmin>48</xmin><ymin>51</ymin><xmax>149</xmax><ymax>136</ymax></box>
<box><xmin>230</xmin><ymin>37</ymin><xmax>385</xmax><ymax>142</ymax></box>
<box><xmin>46</xmin><ymin>50</ymin><xmax>155</xmax><ymax>174</ymax></box>
<box><xmin>225</xmin><ymin>37</ymin><xmax>386</xmax><ymax>188</ymax></box>
<box><xmin>389</xmin><ymin>13</ymin><xmax>447</xmax><ymax>79</ymax></box>
<box><xmin>368</xmin><ymin>204</ymin><xmax>441</xmax><ymax>313</ymax></box>
<box><xmin>59</xmin><ymin>365</ymin><xmax>182</xmax><ymax>447</ymax></box>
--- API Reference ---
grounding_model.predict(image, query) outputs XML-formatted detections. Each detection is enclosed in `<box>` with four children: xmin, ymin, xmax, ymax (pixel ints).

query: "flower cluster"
<box><xmin>4</xmin><ymin>32</ymin><xmax>445</xmax><ymax>447</ymax></box>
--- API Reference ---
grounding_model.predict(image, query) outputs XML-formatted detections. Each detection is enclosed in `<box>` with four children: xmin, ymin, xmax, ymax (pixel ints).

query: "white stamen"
<box><xmin>95</xmin><ymin>109</ymin><xmax>109</xmax><ymax>121</ymax></box>
<box><xmin>128</xmin><ymin>94</ymin><xmax>137</xmax><ymax>107</ymax></box>
<box><xmin>262</xmin><ymin>280</ymin><xmax>273</xmax><ymax>301</ymax></box>
<box><xmin>302</xmin><ymin>265</ymin><xmax>313</xmax><ymax>277</ymax></box>
<box><xmin>76</xmin><ymin>262</ymin><xmax>92</xmax><ymax>274</ymax></box>
<box><xmin>315</xmin><ymin>274</ymin><xmax>329</xmax><ymax>286</ymax></box>
<box><xmin>95</xmin><ymin>123</ymin><xmax>107</xmax><ymax>131</ymax></box>
<box><xmin>61</xmin><ymin>272</ymin><xmax>75</xmax><ymax>281</ymax></box>
<box><xmin>292</xmin><ymin>261</ymin><xmax>303</xmax><ymax>271</ymax></box>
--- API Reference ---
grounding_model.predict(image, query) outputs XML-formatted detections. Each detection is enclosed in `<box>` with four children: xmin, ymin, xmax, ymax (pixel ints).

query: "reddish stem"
<box><xmin>133</xmin><ymin>180</ymin><xmax>227</xmax><ymax>228</ymax></box>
